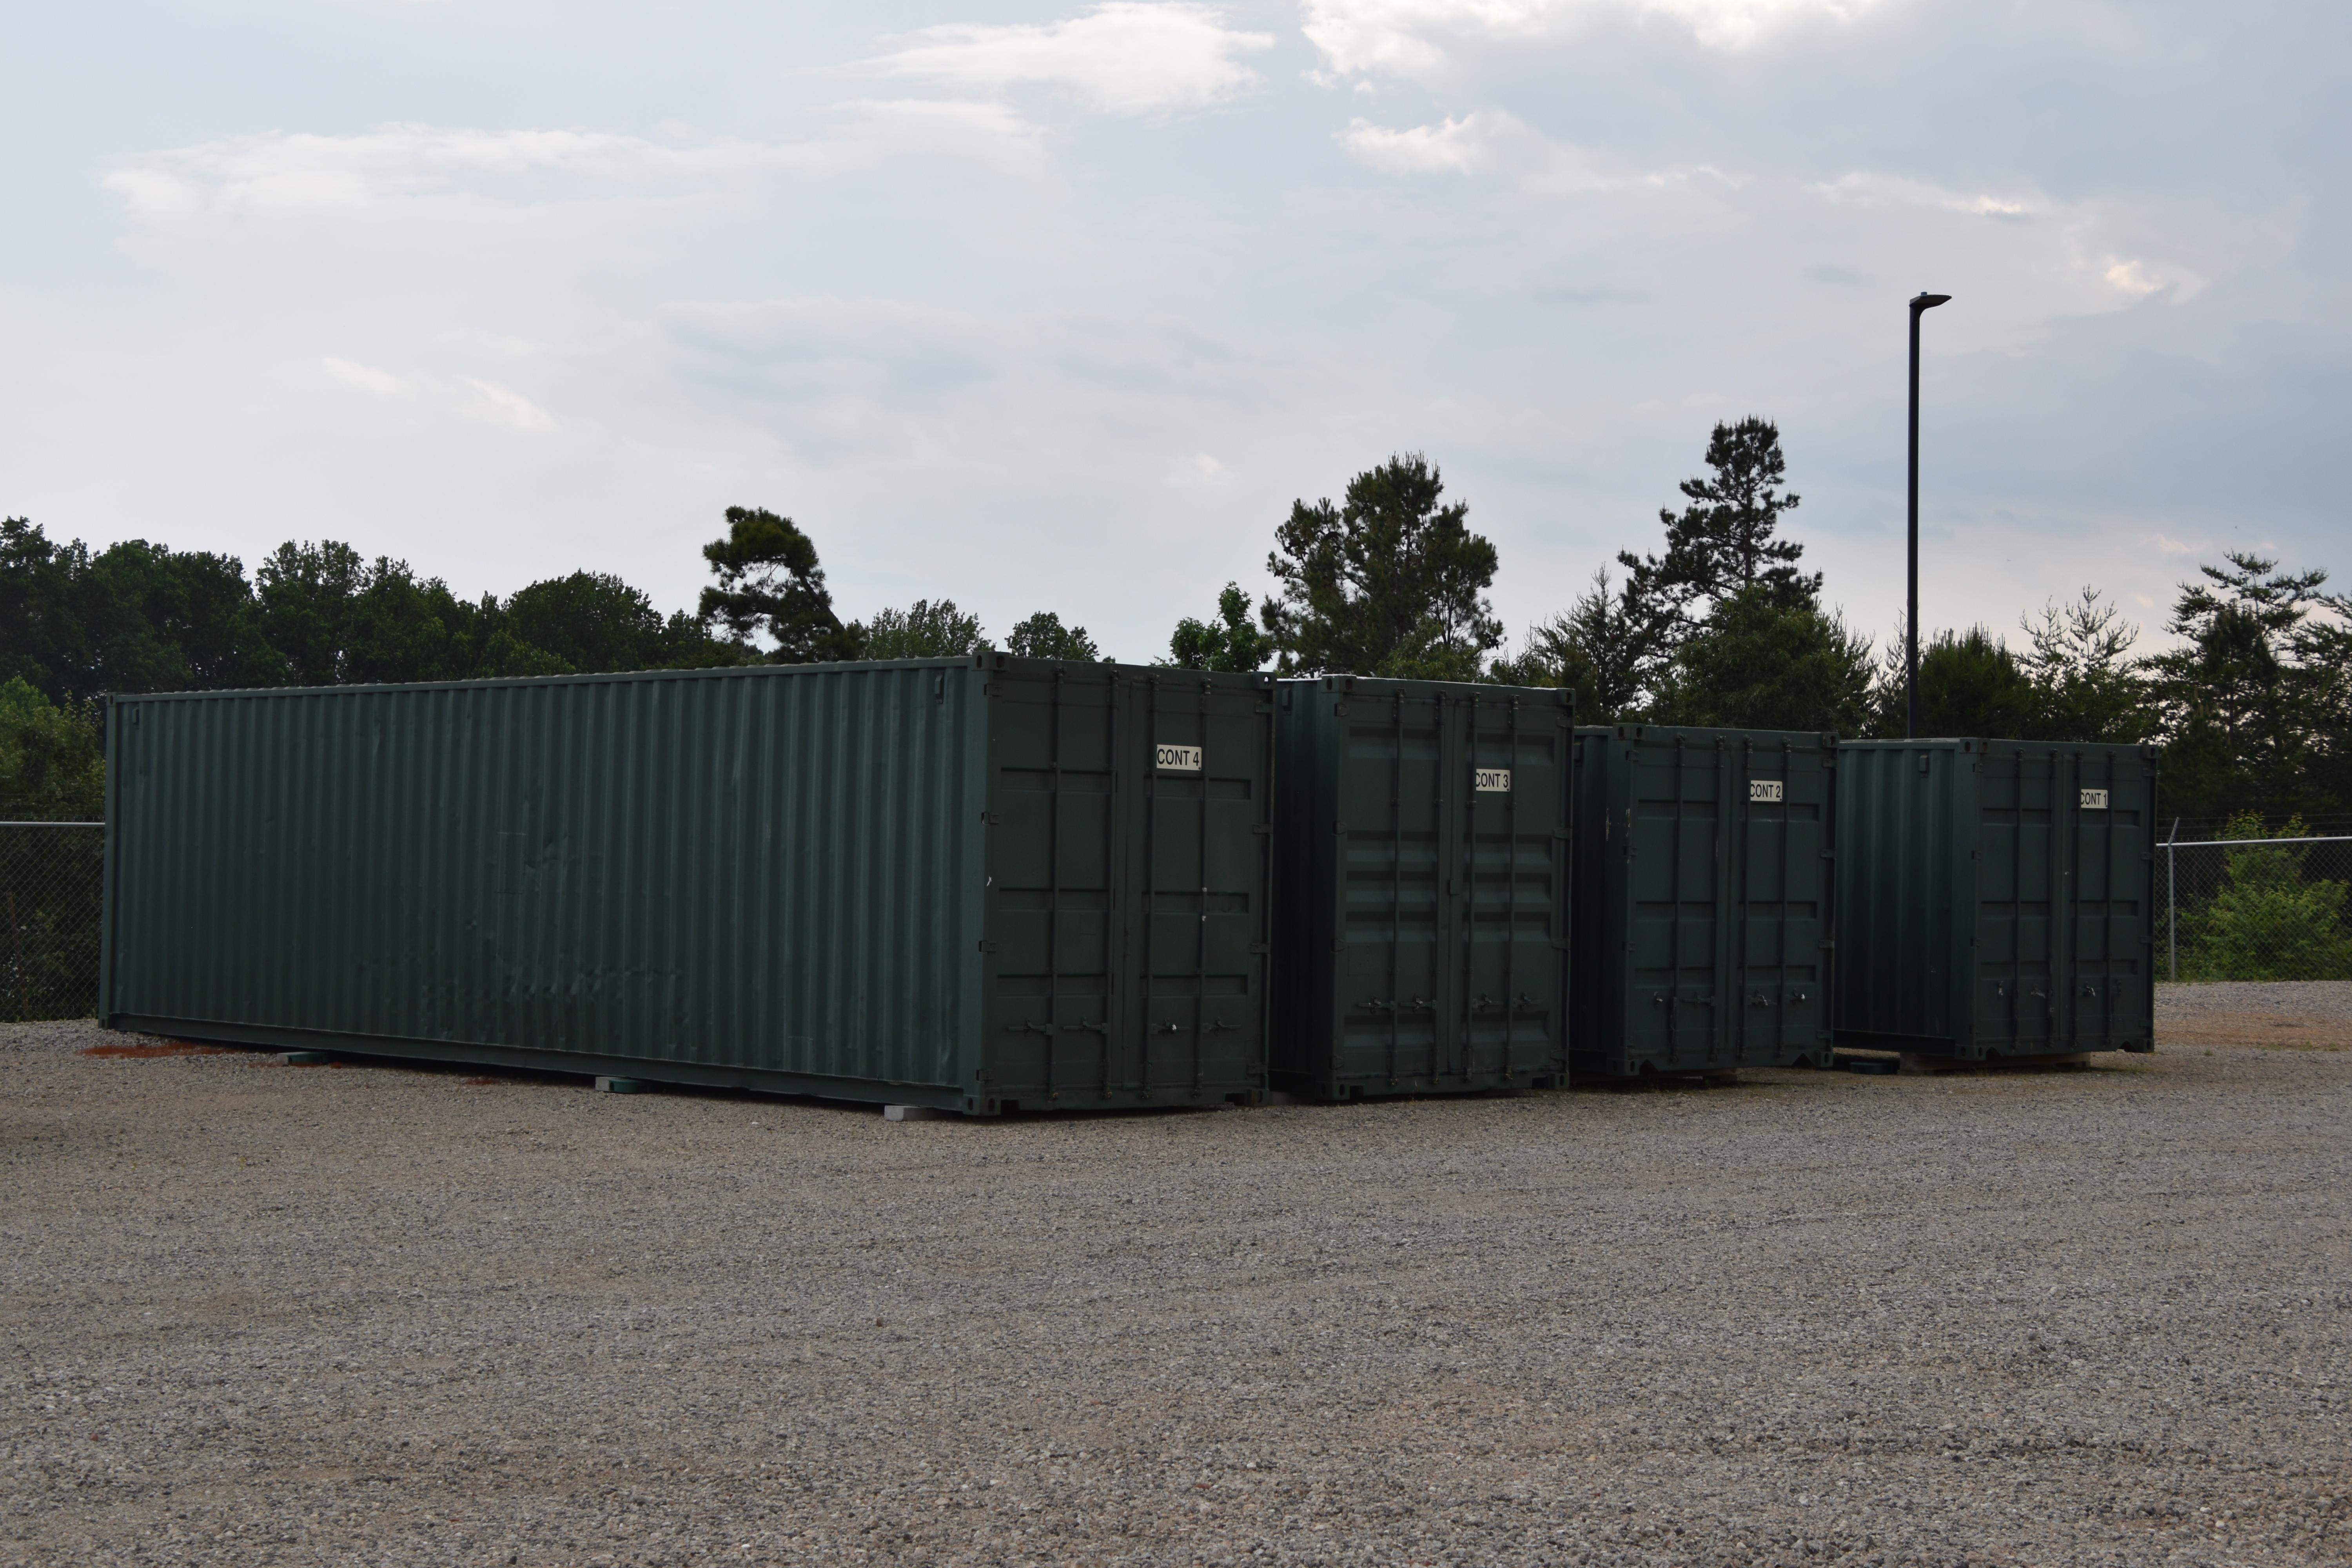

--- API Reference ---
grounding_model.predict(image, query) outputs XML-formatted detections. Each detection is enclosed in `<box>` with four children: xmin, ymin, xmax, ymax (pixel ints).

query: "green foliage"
<box><xmin>697</xmin><ymin>506</ymin><xmax>861</xmax><ymax>664</ymax></box>
<box><xmin>2147</xmin><ymin>554</ymin><xmax>2350</xmax><ymax>821</ymax></box>
<box><xmin>1620</xmin><ymin>417</ymin><xmax>1818</xmax><ymax>632</ymax></box>
<box><xmin>1872</xmin><ymin>626</ymin><xmax>2039</xmax><ymax>739</ymax></box>
<box><xmin>1649</xmin><ymin>586</ymin><xmax>1874</xmax><ymax>734</ymax></box>
<box><xmin>866</xmin><ymin>599</ymin><xmax>986</xmax><ymax>660</ymax></box>
<box><xmin>1372</xmin><ymin>619</ymin><xmax>1488</xmax><ymax>682</ymax></box>
<box><xmin>1006</xmin><ymin>612</ymin><xmax>1101</xmax><ymax>662</ymax></box>
<box><xmin>1263</xmin><ymin>454</ymin><xmax>1501</xmax><ymax>676</ymax></box>
<box><xmin>1506</xmin><ymin>569</ymin><xmax>1661</xmax><ymax>719</ymax></box>
<box><xmin>500</xmin><ymin>572</ymin><xmax>661</xmax><ymax>674</ymax></box>
<box><xmin>254</xmin><ymin>542</ymin><xmax>488</xmax><ymax>686</ymax></box>
<box><xmin>2177</xmin><ymin>814</ymin><xmax>2352</xmax><ymax>982</ymax></box>
<box><xmin>2</xmin><ymin>515</ymin><xmax>753</xmax><ymax>697</ymax></box>
<box><xmin>0</xmin><ymin>679</ymin><xmax>104</xmax><ymax>820</ymax></box>
<box><xmin>0</xmin><ymin>679</ymin><xmax>105</xmax><ymax>1017</ymax></box>
<box><xmin>1165</xmin><ymin>584</ymin><xmax>1274</xmax><ymax>673</ymax></box>
<box><xmin>0</xmin><ymin>517</ymin><xmax>279</xmax><ymax>697</ymax></box>
<box><xmin>2018</xmin><ymin>588</ymin><xmax>2149</xmax><ymax>744</ymax></box>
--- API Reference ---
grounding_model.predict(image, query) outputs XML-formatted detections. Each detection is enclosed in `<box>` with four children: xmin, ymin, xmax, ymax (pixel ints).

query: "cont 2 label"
<box><xmin>1748</xmin><ymin>779</ymin><xmax>1785</xmax><ymax>803</ymax></box>
<box><xmin>1474</xmin><ymin>768</ymin><xmax>1512</xmax><ymax>793</ymax></box>
<box><xmin>1156</xmin><ymin>744</ymin><xmax>1203</xmax><ymax>773</ymax></box>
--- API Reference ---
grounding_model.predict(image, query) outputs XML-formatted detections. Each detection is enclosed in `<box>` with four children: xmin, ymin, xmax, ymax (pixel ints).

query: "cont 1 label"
<box><xmin>1749</xmin><ymin>779</ymin><xmax>1785</xmax><ymax>803</ymax></box>
<box><xmin>2080</xmin><ymin>788</ymin><xmax>2109</xmax><ymax>809</ymax></box>
<box><xmin>1474</xmin><ymin>768</ymin><xmax>1512</xmax><ymax>793</ymax></box>
<box><xmin>1156</xmin><ymin>744</ymin><xmax>1203</xmax><ymax>773</ymax></box>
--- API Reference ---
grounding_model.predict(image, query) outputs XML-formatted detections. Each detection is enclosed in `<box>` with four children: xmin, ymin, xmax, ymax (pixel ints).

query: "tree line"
<box><xmin>5</xmin><ymin>423</ymin><xmax>2348</xmax><ymax>825</ymax></box>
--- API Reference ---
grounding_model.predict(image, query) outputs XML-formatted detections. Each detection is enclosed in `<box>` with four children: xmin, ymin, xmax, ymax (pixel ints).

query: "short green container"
<box><xmin>101</xmin><ymin>655</ymin><xmax>1276</xmax><ymax>1114</ymax></box>
<box><xmin>1569</xmin><ymin>725</ymin><xmax>1838</xmax><ymax>1078</ymax></box>
<box><xmin>1271</xmin><ymin>677</ymin><xmax>1574</xmax><ymax>1099</ymax></box>
<box><xmin>1835</xmin><ymin>739</ymin><xmax>2158</xmax><ymax>1060</ymax></box>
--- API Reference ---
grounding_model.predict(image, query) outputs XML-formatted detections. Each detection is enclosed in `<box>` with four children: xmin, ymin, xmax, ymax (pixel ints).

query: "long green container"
<box><xmin>1570</xmin><ymin>725</ymin><xmax>1838</xmax><ymax>1078</ymax></box>
<box><xmin>100</xmin><ymin>656</ymin><xmax>1276</xmax><ymax>1114</ymax></box>
<box><xmin>1835</xmin><ymin>739</ymin><xmax>2158</xmax><ymax>1060</ymax></box>
<box><xmin>1270</xmin><ymin>676</ymin><xmax>1574</xmax><ymax>1100</ymax></box>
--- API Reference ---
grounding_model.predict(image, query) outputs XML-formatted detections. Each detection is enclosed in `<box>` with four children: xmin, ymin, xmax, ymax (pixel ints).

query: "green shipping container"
<box><xmin>100</xmin><ymin>656</ymin><xmax>1276</xmax><ymax>1114</ymax></box>
<box><xmin>1270</xmin><ymin>677</ymin><xmax>1575</xmax><ymax>1100</ymax></box>
<box><xmin>1834</xmin><ymin>739</ymin><xmax>2158</xmax><ymax>1060</ymax></box>
<box><xmin>1570</xmin><ymin>726</ymin><xmax>1838</xmax><ymax>1079</ymax></box>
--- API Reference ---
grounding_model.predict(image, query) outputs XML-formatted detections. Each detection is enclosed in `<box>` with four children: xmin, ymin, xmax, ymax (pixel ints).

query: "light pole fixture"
<box><xmin>1907</xmin><ymin>290</ymin><xmax>1951</xmax><ymax>739</ymax></box>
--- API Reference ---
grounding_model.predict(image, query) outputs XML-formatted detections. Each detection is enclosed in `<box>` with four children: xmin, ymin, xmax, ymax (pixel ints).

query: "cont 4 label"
<box><xmin>1156</xmin><ymin>744</ymin><xmax>1204</xmax><ymax>773</ymax></box>
<box><xmin>1474</xmin><ymin>768</ymin><xmax>1512</xmax><ymax>793</ymax></box>
<box><xmin>2080</xmin><ymin>788</ymin><xmax>2109</xmax><ymax>809</ymax></box>
<box><xmin>1748</xmin><ymin>779</ymin><xmax>1785</xmax><ymax>803</ymax></box>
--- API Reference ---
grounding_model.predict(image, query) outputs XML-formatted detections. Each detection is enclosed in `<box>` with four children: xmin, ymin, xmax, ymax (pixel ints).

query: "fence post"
<box><xmin>2165</xmin><ymin>817</ymin><xmax>2178</xmax><ymax>983</ymax></box>
<box><xmin>7</xmin><ymin>890</ymin><xmax>23</xmax><ymax>1023</ymax></box>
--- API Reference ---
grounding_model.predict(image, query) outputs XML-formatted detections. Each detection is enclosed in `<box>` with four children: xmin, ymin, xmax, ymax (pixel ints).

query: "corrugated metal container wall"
<box><xmin>1570</xmin><ymin>725</ymin><xmax>1837</xmax><ymax>1078</ymax></box>
<box><xmin>1834</xmin><ymin>739</ymin><xmax>2158</xmax><ymax>1060</ymax></box>
<box><xmin>1271</xmin><ymin>676</ymin><xmax>1573</xmax><ymax>1099</ymax></box>
<box><xmin>100</xmin><ymin>656</ymin><xmax>1275</xmax><ymax>1113</ymax></box>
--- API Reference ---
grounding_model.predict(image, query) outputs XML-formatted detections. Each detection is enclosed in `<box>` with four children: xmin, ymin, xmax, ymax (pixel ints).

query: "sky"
<box><xmin>2</xmin><ymin>0</ymin><xmax>2345</xmax><ymax>663</ymax></box>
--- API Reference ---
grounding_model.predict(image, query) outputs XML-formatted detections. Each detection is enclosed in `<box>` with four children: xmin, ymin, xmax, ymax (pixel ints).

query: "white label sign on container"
<box><xmin>1749</xmin><ymin>779</ymin><xmax>1785</xmax><ymax>803</ymax></box>
<box><xmin>2080</xmin><ymin>788</ymin><xmax>2109</xmax><ymax>809</ymax></box>
<box><xmin>1156</xmin><ymin>744</ymin><xmax>1203</xmax><ymax>773</ymax></box>
<box><xmin>1474</xmin><ymin>768</ymin><xmax>1512</xmax><ymax>793</ymax></box>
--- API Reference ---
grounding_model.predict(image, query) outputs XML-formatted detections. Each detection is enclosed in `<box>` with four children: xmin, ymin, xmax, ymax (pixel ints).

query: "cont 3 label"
<box><xmin>1474</xmin><ymin>768</ymin><xmax>1512</xmax><ymax>793</ymax></box>
<box><xmin>1156</xmin><ymin>744</ymin><xmax>1204</xmax><ymax>773</ymax></box>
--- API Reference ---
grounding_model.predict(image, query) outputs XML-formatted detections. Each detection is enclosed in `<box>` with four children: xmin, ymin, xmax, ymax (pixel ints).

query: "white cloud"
<box><xmin>1807</xmin><ymin>170</ymin><xmax>2036</xmax><ymax>218</ymax></box>
<box><xmin>1303</xmin><ymin>0</ymin><xmax>1878</xmax><ymax>79</ymax></box>
<box><xmin>323</xmin><ymin>357</ymin><xmax>556</xmax><ymax>433</ymax></box>
<box><xmin>1340</xmin><ymin>109</ymin><xmax>1682</xmax><ymax>189</ymax></box>
<box><xmin>2139</xmin><ymin>533</ymin><xmax>2206</xmax><ymax>556</ymax></box>
<box><xmin>2103</xmin><ymin>257</ymin><xmax>2206</xmax><ymax>303</ymax></box>
<box><xmin>102</xmin><ymin>109</ymin><xmax>1043</xmax><ymax>229</ymax></box>
<box><xmin>324</xmin><ymin>356</ymin><xmax>412</xmax><ymax>398</ymax></box>
<box><xmin>1167</xmin><ymin>451</ymin><xmax>1230</xmax><ymax>486</ymax></box>
<box><xmin>863</xmin><ymin>2</ymin><xmax>1275</xmax><ymax>115</ymax></box>
<box><xmin>1341</xmin><ymin>113</ymin><xmax>1497</xmax><ymax>175</ymax></box>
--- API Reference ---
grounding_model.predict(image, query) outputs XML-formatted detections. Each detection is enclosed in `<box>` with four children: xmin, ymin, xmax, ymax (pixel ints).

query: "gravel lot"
<box><xmin>5</xmin><ymin>990</ymin><xmax>2350</xmax><ymax>1567</ymax></box>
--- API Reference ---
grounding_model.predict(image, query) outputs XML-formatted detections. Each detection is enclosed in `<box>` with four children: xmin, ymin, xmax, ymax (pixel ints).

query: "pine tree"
<box><xmin>695</xmin><ymin>506</ymin><xmax>862</xmax><ymax>664</ymax></box>
<box><xmin>1262</xmin><ymin>454</ymin><xmax>1501</xmax><ymax>676</ymax></box>
<box><xmin>1619</xmin><ymin>417</ymin><xmax>1818</xmax><ymax>629</ymax></box>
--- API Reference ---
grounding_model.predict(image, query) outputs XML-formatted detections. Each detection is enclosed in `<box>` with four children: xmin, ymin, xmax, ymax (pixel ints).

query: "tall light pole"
<box><xmin>1906</xmin><ymin>290</ymin><xmax>1951</xmax><ymax>739</ymax></box>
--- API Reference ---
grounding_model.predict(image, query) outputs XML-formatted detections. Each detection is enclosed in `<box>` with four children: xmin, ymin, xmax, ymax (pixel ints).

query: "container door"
<box><xmin>988</xmin><ymin>670</ymin><xmax>1128</xmax><ymax>1102</ymax></box>
<box><xmin>1455</xmin><ymin>695</ymin><xmax>1568</xmax><ymax>1081</ymax></box>
<box><xmin>1978</xmin><ymin>752</ymin><xmax>2056</xmax><ymax>1051</ymax></box>
<box><xmin>1127</xmin><ymin>673</ymin><xmax>1272</xmax><ymax>1100</ymax></box>
<box><xmin>1733</xmin><ymin>740</ymin><xmax>1831</xmax><ymax>1062</ymax></box>
<box><xmin>1334</xmin><ymin>690</ymin><xmax>1449</xmax><ymax>1085</ymax></box>
<box><xmin>1626</xmin><ymin>735</ymin><xmax>1727</xmax><ymax>1069</ymax></box>
<box><xmin>2062</xmin><ymin>748</ymin><xmax>2152</xmax><ymax>1050</ymax></box>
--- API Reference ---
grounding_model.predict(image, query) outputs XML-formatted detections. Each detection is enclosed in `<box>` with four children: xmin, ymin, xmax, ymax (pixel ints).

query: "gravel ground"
<box><xmin>2156</xmin><ymin>982</ymin><xmax>2352</xmax><ymax>1050</ymax></box>
<box><xmin>5</xmin><ymin>1013</ymin><xmax>2350</xmax><ymax>1568</ymax></box>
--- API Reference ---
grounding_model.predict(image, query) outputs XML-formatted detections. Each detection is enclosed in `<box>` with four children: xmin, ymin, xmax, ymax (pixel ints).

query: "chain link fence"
<box><xmin>2161</xmin><ymin>832</ymin><xmax>2352</xmax><ymax>983</ymax></box>
<box><xmin>1</xmin><ymin>820</ymin><xmax>105</xmax><ymax>1021</ymax></box>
